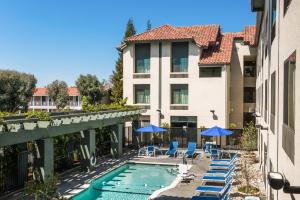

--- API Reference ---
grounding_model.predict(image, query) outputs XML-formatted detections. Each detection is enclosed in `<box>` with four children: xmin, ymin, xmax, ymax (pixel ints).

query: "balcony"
<box><xmin>251</xmin><ymin>0</ymin><xmax>265</xmax><ymax>12</ymax></box>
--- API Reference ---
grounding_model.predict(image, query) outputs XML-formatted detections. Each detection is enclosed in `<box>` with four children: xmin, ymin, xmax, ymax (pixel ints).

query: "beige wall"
<box><xmin>123</xmin><ymin>41</ymin><xmax>230</xmax><ymax>129</ymax></box>
<box><xmin>255</xmin><ymin>0</ymin><xmax>300</xmax><ymax>199</ymax></box>
<box><xmin>230</xmin><ymin>41</ymin><xmax>257</xmax><ymax>129</ymax></box>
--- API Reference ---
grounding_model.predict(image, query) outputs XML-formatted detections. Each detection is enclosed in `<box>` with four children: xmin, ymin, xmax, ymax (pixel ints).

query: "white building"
<box><xmin>251</xmin><ymin>0</ymin><xmax>300</xmax><ymax>199</ymax></box>
<box><xmin>120</xmin><ymin>24</ymin><xmax>257</xmax><ymax>145</ymax></box>
<box><xmin>28</xmin><ymin>87</ymin><xmax>82</xmax><ymax>111</ymax></box>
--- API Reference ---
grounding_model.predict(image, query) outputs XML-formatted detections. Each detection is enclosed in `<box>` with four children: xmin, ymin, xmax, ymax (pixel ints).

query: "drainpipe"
<box><xmin>158</xmin><ymin>42</ymin><xmax>162</xmax><ymax>126</ymax></box>
<box><xmin>276</xmin><ymin>1</ymin><xmax>281</xmax><ymax>200</ymax></box>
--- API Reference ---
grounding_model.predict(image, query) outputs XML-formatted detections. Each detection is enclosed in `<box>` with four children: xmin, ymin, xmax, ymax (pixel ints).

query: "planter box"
<box><xmin>38</xmin><ymin>121</ymin><xmax>51</xmax><ymax>128</ymax></box>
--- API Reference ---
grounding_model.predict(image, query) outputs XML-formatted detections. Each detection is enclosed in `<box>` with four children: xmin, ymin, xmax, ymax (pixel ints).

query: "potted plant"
<box><xmin>26</xmin><ymin>110</ymin><xmax>51</xmax><ymax>128</ymax></box>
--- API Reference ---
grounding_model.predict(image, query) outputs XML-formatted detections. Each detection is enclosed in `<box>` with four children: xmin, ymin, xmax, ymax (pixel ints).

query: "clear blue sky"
<box><xmin>0</xmin><ymin>0</ymin><xmax>255</xmax><ymax>87</ymax></box>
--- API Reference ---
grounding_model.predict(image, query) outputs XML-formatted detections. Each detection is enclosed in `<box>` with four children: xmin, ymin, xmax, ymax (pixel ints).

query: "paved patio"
<box><xmin>58</xmin><ymin>149</ymin><xmax>210</xmax><ymax>199</ymax></box>
<box><xmin>2</xmin><ymin>149</ymin><xmax>210</xmax><ymax>200</ymax></box>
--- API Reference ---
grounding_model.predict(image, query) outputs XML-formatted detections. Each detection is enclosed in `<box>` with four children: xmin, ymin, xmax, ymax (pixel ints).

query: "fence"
<box><xmin>130</xmin><ymin>127</ymin><xmax>243</xmax><ymax>149</ymax></box>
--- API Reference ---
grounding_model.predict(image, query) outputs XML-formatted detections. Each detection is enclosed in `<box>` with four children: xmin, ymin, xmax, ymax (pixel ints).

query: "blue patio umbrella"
<box><xmin>200</xmin><ymin>126</ymin><xmax>233</xmax><ymax>136</ymax></box>
<box><xmin>198</xmin><ymin>126</ymin><xmax>233</xmax><ymax>148</ymax></box>
<box><xmin>136</xmin><ymin>124</ymin><xmax>166</xmax><ymax>133</ymax></box>
<box><xmin>136</xmin><ymin>124</ymin><xmax>166</xmax><ymax>145</ymax></box>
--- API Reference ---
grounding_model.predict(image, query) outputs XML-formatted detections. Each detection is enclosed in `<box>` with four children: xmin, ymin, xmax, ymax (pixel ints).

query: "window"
<box><xmin>283</xmin><ymin>51</ymin><xmax>296</xmax><ymax>130</ymax></box>
<box><xmin>270</xmin><ymin>72</ymin><xmax>276</xmax><ymax>132</ymax></box>
<box><xmin>135</xmin><ymin>43</ymin><xmax>150</xmax><ymax>73</ymax></box>
<box><xmin>199</xmin><ymin>67</ymin><xmax>222</xmax><ymax>77</ymax></box>
<box><xmin>171</xmin><ymin>42</ymin><xmax>188</xmax><ymax>72</ymax></box>
<box><xmin>284</xmin><ymin>0</ymin><xmax>292</xmax><ymax>15</ymax></box>
<box><xmin>134</xmin><ymin>84</ymin><xmax>150</xmax><ymax>104</ymax></box>
<box><xmin>171</xmin><ymin>84</ymin><xmax>188</xmax><ymax>104</ymax></box>
<box><xmin>171</xmin><ymin>116</ymin><xmax>197</xmax><ymax>128</ymax></box>
<box><xmin>264</xmin><ymin>80</ymin><xmax>268</xmax><ymax>122</ymax></box>
<box><xmin>271</xmin><ymin>0</ymin><xmax>277</xmax><ymax>43</ymax></box>
<box><xmin>42</xmin><ymin>96</ymin><xmax>47</xmax><ymax>106</ymax></box>
<box><xmin>244</xmin><ymin>61</ymin><xmax>256</xmax><ymax>77</ymax></box>
<box><xmin>244</xmin><ymin>87</ymin><xmax>256</xmax><ymax>103</ymax></box>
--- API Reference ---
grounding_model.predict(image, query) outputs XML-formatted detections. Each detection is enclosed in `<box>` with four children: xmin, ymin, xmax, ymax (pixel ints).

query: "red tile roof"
<box><xmin>33</xmin><ymin>87</ymin><xmax>80</xmax><ymax>96</ymax></box>
<box><xmin>68</xmin><ymin>87</ymin><xmax>80</xmax><ymax>96</ymax></box>
<box><xmin>199</xmin><ymin>33</ymin><xmax>236</xmax><ymax>65</ymax></box>
<box><xmin>124</xmin><ymin>24</ymin><xmax>256</xmax><ymax>65</ymax></box>
<box><xmin>33</xmin><ymin>88</ymin><xmax>47</xmax><ymax>96</ymax></box>
<box><xmin>243</xmin><ymin>26</ymin><xmax>256</xmax><ymax>46</ymax></box>
<box><xmin>125</xmin><ymin>24</ymin><xmax>220</xmax><ymax>47</ymax></box>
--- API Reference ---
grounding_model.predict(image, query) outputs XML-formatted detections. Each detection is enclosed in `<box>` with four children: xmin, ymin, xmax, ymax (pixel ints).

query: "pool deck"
<box><xmin>58</xmin><ymin>149</ymin><xmax>210</xmax><ymax>199</ymax></box>
<box><xmin>1</xmin><ymin>149</ymin><xmax>210</xmax><ymax>200</ymax></box>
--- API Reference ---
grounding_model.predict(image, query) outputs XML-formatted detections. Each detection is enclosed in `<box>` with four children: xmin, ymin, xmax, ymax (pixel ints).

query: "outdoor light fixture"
<box><xmin>255</xmin><ymin>124</ymin><xmax>268</xmax><ymax>130</ymax></box>
<box><xmin>210</xmin><ymin>110</ymin><xmax>215</xmax><ymax>114</ymax></box>
<box><xmin>268</xmin><ymin>172</ymin><xmax>300</xmax><ymax>194</ymax></box>
<box><xmin>252</xmin><ymin>112</ymin><xmax>261</xmax><ymax>117</ymax></box>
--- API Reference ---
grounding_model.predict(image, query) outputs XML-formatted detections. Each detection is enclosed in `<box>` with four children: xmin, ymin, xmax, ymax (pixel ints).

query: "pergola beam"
<box><xmin>0</xmin><ymin>109</ymin><xmax>144</xmax><ymax>147</ymax></box>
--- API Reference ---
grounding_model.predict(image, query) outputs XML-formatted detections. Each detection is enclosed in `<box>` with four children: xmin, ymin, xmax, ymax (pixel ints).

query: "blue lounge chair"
<box><xmin>211</xmin><ymin>153</ymin><xmax>237</xmax><ymax>164</ymax></box>
<box><xmin>206</xmin><ymin>167</ymin><xmax>236</xmax><ymax>175</ymax></box>
<box><xmin>196</xmin><ymin>181</ymin><xmax>232</xmax><ymax>196</ymax></box>
<box><xmin>202</xmin><ymin>171</ymin><xmax>233</xmax><ymax>184</ymax></box>
<box><xmin>209</xmin><ymin>163</ymin><xmax>235</xmax><ymax>170</ymax></box>
<box><xmin>185</xmin><ymin>142</ymin><xmax>196</xmax><ymax>157</ymax></box>
<box><xmin>165</xmin><ymin>141</ymin><xmax>178</xmax><ymax>157</ymax></box>
<box><xmin>191</xmin><ymin>193</ymin><xmax>229</xmax><ymax>200</ymax></box>
<box><xmin>205</xmin><ymin>166</ymin><xmax>235</xmax><ymax>176</ymax></box>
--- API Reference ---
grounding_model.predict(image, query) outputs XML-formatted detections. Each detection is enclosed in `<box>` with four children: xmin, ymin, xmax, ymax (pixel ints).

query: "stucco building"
<box><xmin>251</xmin><ymin>0</ymin><xmax>300</xmax><ymax>199</ymax></box>
<box><xmin>28</xmin><ymin>87</ymin><xmax>82</xmax><ymax>111</ymax></box>
<box><xmin>120</xmin><ymin>24</ymin><xmax>256</xmax><ymax>145</ymax></box>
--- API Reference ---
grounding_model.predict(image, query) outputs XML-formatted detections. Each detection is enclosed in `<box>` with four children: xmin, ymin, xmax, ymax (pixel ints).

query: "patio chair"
<box><xmin>185</xmin><ymin>142</ymin><xmax>196</xmax><ymax>157</ymax></box>
<box><xmin>138</xmin><ymin>146</ymin><xmax>147</xmax><ymax>156</ymax></box>
<box><xmin>165</xmin><ymin>141</ymin><xmax>178</xmax><ymax>157</ymax></box>
<box><xmin>210</xmin><ymin>149</ymin><xmax>220</xmax><ymax>160</ymax></box>
<box><xmin>147</xmin><ymin>146</ymin><xmax>155</xmax><ymax>156</ymax></box>
<box><xmin>204</xmin><ymin>143</ymin><xmax>212</xmax><ymax>153</ymax></box>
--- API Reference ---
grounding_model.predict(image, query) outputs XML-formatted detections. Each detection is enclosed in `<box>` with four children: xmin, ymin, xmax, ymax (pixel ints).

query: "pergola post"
<box><xmin>80</xmin><ymin>129</ymin><xmax>96</xmax><ymax>171</ymax></box>
<box><xmin>34</xmin><ymin>138</ymin><xmax>54</xmax><ymax>181</ymax></box>
<box><xmin>110</xmin><ymin>124</ymin><xmax>123</xmax><ymax>158</ymax></box>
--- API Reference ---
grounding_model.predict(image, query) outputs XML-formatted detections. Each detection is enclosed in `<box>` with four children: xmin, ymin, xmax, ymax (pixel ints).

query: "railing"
<box><xmin>134</xmin><ymin>127</ymin><xmax>243</xmax><ymax>149</ymax></box>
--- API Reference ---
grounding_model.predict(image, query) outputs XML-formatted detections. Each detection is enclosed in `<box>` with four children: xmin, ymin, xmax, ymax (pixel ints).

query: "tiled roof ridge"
<box><xmin>175</xmin><ymin>24</ymin><xmax>220</xmax><ymax>28</ymax></box>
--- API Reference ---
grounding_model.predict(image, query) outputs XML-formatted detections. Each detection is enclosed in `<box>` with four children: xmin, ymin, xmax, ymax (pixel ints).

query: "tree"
<box><xmin>146</xmin><ymin>19</ymin><xmax>152</xmax><ymax>31</ymax></box>
<box><xmin>241</xmin><ymin>121</ymin><xmax>257</xmax><ymax>151</ymax></box>
<box><xmin>75</xmin><ymin>74</ymin><xmax>102</xmax><ymax>104</ymax></box>
<box><xmin>0</xmin><ymin>70</ymin><xmax>37</xmax><ymax>112</ymax></box>
<box><xmin>47</xmin><ymin>80</ymin><xmax>69</xmax><ymax>109</ymax></box>
<box><xmin>111</xmin><ymin>19</ymin><xmax>136</xmax><ymax>103</ymax></box>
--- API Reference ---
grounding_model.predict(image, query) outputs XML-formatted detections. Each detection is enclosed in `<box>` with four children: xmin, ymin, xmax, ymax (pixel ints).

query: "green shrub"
<box><xmin>26</xmin><ymin>110</ymin><xmax>50</xmax><ymax>121</ymax></box>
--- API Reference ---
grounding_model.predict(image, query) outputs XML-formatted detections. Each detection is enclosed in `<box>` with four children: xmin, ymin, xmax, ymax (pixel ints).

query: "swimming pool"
<box><xmin>72</xmin><ymin>163</ymin><xmax>178</xmax><ymax>200</ymax></box>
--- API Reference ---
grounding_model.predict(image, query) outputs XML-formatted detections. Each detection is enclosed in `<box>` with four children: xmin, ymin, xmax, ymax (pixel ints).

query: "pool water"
<box><xmin>72</xmin><ymin>163</ymin><xmax>177</xmax><ymax>200</ymax></box>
